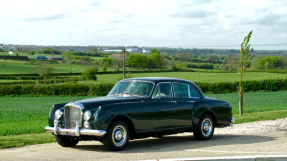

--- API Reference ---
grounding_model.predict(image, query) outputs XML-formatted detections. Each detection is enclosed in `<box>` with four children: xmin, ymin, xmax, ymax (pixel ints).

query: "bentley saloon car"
<box><xmin>45</xmin><ymin>77</ymin><xmax>234</xmax><ymax>151</ymax></box>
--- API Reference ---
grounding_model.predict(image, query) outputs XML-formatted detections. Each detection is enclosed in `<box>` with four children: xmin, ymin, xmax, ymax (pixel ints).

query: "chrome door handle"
<box><xmin>187</xmin><ymin>101</ymin><xmax>194</xmax><ymax>103</ymax></box>
<box><xmin>168</xmin><ymin>101</ymin><xmax>177</xmax><ymax>104</ymax></box>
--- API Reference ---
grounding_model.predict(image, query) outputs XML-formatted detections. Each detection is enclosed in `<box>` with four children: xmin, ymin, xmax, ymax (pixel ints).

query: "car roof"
<box><xmin>121</xmin><ymin>77</ymin><xmax>193</xmax><ymax>84</ymax></box>
<box><xmin>120</xmin><ymin>77</ymin><xmax>205</xmax><ymax>98</ymax></box>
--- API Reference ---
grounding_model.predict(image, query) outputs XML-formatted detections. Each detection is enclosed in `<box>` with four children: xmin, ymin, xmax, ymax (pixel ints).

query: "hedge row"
<box><xmin>0</xmin><ymin>81</ymin><xmax>36</xmax><ymax>85</ymax></box>
<box><xmin>195</xmin><ymin>79</ymin><xmax>287</xmax><ymax>94</ymax></box>
<box><xmin>38</xmin><ymin>78</ymin><xmax>85</xmax><ymax>84</ymax></box>
<box><xmin>0</xmin><ymin>55</ymin><xmax>29</xmax><ymax>61</ymax></box>
<box><xmin>1</xmin><ymin>79</ymin><xmax>287</xmax><ymax>96</ymax></box>
<box><xmin>0</xmin><ymin>83</ymin><xmax>115</xmax><ymax>96</ymax></box>
<box><xmin>0</xmin><ymin>76</ymin><xmax>75</xmax><ymax>80</ymax></box>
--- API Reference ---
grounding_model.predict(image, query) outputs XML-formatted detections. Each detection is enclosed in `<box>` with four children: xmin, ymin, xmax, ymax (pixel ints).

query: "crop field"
<box><xmin>95</xmin><ymin>72</ymin><xmax>287</xmax><ymax>83</ymax></box>
<box><xmin>1</xmin><ymin>91</ymin><xmax>287</xmax><ymax>136</ymax></box>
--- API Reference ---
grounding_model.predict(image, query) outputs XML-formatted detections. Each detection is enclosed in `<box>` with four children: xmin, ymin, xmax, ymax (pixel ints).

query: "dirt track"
<box><xmin>0</xmin><ymin>118</ymin><xmax>287</xmax><ymax>161</ymax></box>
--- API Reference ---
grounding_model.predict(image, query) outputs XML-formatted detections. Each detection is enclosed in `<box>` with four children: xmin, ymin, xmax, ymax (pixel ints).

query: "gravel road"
<box><xmin>1</xmin><ymin>118</ymin><xmax>287</xmax><ymax>161</ymax></box>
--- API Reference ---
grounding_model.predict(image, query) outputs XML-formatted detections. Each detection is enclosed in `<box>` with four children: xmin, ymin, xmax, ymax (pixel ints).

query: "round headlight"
<box><xmin>83</xmin><ymin>111</ymin><xmax>92</xmax><ymax>121</ymax></box>
<box><xmin>55</xmin><ymin>109</ymin><xmax>63</xmax><ymax>119</ymax></box>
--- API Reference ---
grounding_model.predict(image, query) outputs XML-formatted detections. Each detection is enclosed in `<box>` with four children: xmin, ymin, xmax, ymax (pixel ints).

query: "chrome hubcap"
<box><xmin>201</xmin><ymin>118</ymin><xmax>212</xmax><ymax>136</ymax></box>
<box><xmin>114</xmin><ymin>131</ymin><xmax>123</xmax><ymax>141</ymax></box>
<box><xmin>112</xmin><ymin>125</ymin><xmax>127</xmax><ymax>147</ymax></box>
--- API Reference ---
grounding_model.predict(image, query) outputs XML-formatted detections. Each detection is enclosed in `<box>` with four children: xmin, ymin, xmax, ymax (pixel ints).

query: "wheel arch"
<box><xmin>107</xmin><ymin>114</ymin><xmax>135</xmax><ymax>138</ymax></box>
<box><xmin>197</xmin><ymin>110</ymin><xmax>217</xmax><ymax>128</ymax></box>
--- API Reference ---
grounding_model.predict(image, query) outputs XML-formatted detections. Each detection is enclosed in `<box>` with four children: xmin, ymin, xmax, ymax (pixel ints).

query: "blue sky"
<box><xmin>0</xmin><ymin>0</ymin><xmax>286</xmax><ymax>50</ymax></box>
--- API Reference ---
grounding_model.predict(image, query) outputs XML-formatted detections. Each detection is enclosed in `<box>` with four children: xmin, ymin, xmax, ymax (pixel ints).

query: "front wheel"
<box><xmin>55</xmin><ymin>135</ymin><xmax>79</xmax><ymax>147</ymax></box>
<box><xmin>193</xmin><ymin>114</ymin><xmax>214</xmax><ymax>140</ymax></box>
<box><xmin>102</xmin><ymin>120</ymin><xmax>129</xmax><ymax>151</ymax></box>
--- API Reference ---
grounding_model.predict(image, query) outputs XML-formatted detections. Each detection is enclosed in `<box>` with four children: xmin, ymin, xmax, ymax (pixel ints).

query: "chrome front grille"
<box><xmin>65</xmin><ymin>106</ymin><xmax>82</xmax><ymax>129</ymax></box>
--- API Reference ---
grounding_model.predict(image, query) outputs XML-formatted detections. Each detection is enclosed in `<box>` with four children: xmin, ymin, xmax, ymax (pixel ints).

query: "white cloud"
<box><xmin>0</xmin><ymin>0</ymin><xmax>286</xmax><ymax>50</ymax></box>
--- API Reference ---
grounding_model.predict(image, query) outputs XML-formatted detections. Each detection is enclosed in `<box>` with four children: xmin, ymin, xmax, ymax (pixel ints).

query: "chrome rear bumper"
<box><xmin>45</xmin><ymin>121</ymin><xmax>106</xmax><ymax>137</ymax></box>
<box><xmin>230</xmin><ymin>118</ymin><xmax>235</xmax><ymax>126</ymax></box>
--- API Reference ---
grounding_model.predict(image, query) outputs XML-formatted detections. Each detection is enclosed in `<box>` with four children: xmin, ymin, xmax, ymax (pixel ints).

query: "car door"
<box><xmin>152</xmin><ymin>82</ymin><xmax>179</xmax><ymax>130</ymax></box>
<box><xmin>173</xmin><ymin>83</ymin><xmax>200</xmax><ymax>127</ymax></box>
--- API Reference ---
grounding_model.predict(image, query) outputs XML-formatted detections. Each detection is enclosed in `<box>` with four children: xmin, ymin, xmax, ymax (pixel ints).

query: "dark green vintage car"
<box><xmin>45</xmin><ymin>77</ymin><xmax>234</xmax><ymax>151</ymax></box>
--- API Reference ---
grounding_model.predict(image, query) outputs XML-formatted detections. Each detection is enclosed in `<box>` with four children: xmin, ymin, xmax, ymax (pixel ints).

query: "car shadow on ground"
<box><xmin>71</xmin><ymin>133</ymin><xmax>276</xmax><ymax>152</ymax></box>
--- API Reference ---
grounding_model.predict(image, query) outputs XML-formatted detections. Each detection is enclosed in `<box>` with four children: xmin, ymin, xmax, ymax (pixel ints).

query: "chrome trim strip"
<box><xmin>45</xmin><ymin>126</ymin><xmax>106</xmax><ymax>137</ymax></box>
<box><xmin>64</xmin><ymin>102</ymin><xmax>84</xmax><ymax>110</ymax></box>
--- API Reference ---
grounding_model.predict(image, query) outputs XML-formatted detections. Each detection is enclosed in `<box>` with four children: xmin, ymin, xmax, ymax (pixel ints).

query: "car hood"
<box><xmin>74</xmin><ymin>96</ymin><xmax>144</xmax><ymax>109</ymax></box>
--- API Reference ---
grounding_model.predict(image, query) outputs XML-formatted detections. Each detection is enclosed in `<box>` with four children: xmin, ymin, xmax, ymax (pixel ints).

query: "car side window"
<box><xmin>152</xmin><ymin>85</ymin><xmax>160</xmax><ymax>98</ymax></box>
<box><xmin>159</xmin><ymin>83</ymin><xmax>172</xmax><ymax>98</ymax></box>
<box><xmin>173</xmin><ymin>83</ymin><xmax>189</xmax><ymax>98</ymax></box>
<box><xmin>189</xmin><ymin>85</ymin><xmax>200</xmax><ymax>98</ymax></box>
<box><xmin>152</xmin><ymin>83</ymin><xmax>172</xmax><ymax>98</ymax></box>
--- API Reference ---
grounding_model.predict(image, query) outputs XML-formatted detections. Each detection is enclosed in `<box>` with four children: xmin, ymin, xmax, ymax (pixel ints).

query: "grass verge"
<box><xmin>233</xmin><ymin>110</ymin><xmax>287</xmax><ymax>124</ymax></box>
<box><xmin>0</xmin><ymin>133</ymin><xmax>55</xmax><ymax>149</ymax></box>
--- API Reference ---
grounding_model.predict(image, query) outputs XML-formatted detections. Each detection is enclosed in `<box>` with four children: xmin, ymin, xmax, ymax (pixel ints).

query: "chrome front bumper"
<box><xmin>45</xmin><ymin>121</ymin><xmax>106</xmax><ymax>137</ymax></box>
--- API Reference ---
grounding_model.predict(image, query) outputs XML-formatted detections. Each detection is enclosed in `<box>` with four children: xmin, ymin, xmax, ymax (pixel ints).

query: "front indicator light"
<box><xmin>84</xmin><ymin>121</ymin><xmax>90</xmax><ymax>128</ymax></box>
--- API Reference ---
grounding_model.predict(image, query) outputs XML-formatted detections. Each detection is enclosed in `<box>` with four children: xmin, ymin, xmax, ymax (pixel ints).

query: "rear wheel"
<box><xmin>103</xmin><ymin>120</ymin><xmax>129</xmax><ymax>151</ymax></box>
<box><xmin>55</xmin><ymin>135</ymin><xmax>79</xmax><ymax>147</ymax></box>
<box><xmin>193</xmin><ymin>114</ymin><xmax>214</xmax><ymax>140</ymax></box>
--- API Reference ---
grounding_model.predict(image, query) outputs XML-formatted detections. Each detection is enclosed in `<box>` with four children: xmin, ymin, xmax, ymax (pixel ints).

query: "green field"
<box><xmin>0</xmin><ymin>60</ymin><xmax>119</xmax><ymax>74</ymax></box>
<box><xmin>96</xmin><ymin>72</ymin><xmax>287</xmax><ymax>83</ymax></box>
<box><xmin>1</xmin><ymin>91</ymin><xmax>287</xmax><ymax>137</ymax></box>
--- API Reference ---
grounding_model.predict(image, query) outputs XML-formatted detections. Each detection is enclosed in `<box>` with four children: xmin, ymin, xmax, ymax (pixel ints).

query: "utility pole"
<box><xmin>122</xmin><ymin>47</ymin><xmax>126</xmax><ymax>79</ymax></box>
<box><xmin>4</xmin><ymin>48</ymin><xmax>6</xmax><ymax>69</ymax></box>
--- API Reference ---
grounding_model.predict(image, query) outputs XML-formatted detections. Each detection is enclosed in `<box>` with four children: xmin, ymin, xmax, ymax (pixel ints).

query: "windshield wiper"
<box><xmin>110</xmin><ymin>92</ymin><xmax>131</xmax><ymax>97</ymax></box>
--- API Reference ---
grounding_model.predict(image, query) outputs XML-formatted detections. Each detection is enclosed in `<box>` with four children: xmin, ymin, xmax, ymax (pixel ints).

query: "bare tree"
<box><xmin>237</xmin><ymin>30</ymin><xmax>253</xmax><ymax>116</ymax></box>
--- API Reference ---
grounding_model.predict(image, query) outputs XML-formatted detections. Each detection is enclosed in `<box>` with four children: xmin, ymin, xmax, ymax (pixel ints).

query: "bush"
<box><xmin>82</xmin><ymin>65</ymin><xmax>98</xmax><ymax>81</ymax></box>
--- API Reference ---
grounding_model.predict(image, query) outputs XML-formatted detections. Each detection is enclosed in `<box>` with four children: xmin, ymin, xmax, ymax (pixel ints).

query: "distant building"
<box><xmin>36</xmin><ymin>55</ymin><xmax>48</xmax><ymax>60</ymax></box>
<box><xmin>142</xmin><ymin>48</ymin><xmax>151</xmax><ymax>54</ymax></box>
<box><xmin>126</xmin><ymin>48</ymin><xmax>138</xmax><ymax>53</ymax></box>
<box><xmin>103</xmin><ymin>49</ymin><xmax>122</xmax><ymax>53</ymax></box>
<box><xmin>8</xmin><ymin>51</ymin><xmax>15</xmax><ymax>54</ymax></box>
<box><xmin>48</xmin><ymin>57</ymin><xmax>65</xmax><ymax>63</ymax></box>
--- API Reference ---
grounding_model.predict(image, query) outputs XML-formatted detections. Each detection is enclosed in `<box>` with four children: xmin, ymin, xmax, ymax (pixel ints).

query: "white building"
<box><xmin>126</xmin><ymin>48</ymin><xmax>138</xmax><ymax>53</ymax></box>
<box><xmin>8</xmin><ymin>51</ymin><xmax>15</xmax><ymax>54</ymax></box>
<box><xmin>143</xmin><ymin>49</ymin><xmax>151</xmax><ymax>54</ymax></box>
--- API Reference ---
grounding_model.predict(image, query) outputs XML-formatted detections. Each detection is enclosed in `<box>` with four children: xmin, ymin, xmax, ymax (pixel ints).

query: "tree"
<box><xmin>147</xmin><ymin>49</ymin><xmax>161</xmax><ymax>69</ymax></box>
<box><xmin>111</xmin><ymin>58</ymin><xmax>122</xmax><ymax>71</ymax></box>
<box><xmin>29</xmin><ymin>51</ymin><xmax>36</xmax><ymax>55</ymax></box>
<box><xmin>80</xmin><ymin>56</ymin><xmax>92</xmax><ymax>65</ymax></box>
<box><xmin>37</xmin><ymin>61</ymin><xmax>53</xmax><ymax>78</ymax></box>
<box><xmin>63</xmin><ymin>51</ymin><xmax>73</xmax><ymax>73</ymax></box>
<box><xmin>82</xmin><ymin>65</ymin><xmax>98</xmax><ymax>80</ymax></box>
<box><xmin>89</xmin><ymin>47</ymin><xmax>98</xmax><ymax>54</ymax></box>
<box><xmin>178</xmin><ymin>52</ymin><xmax>192</xmax><ymax>62</ymax></box>
<box><xmin>160</xmin><ymin>53</ymin><xmax>170</xmax><ymax>69</ymax></box>
<box><xmin>237</xmin><ymin>30</ymin><xmax>253</xmax><ymax>116</ymax></box>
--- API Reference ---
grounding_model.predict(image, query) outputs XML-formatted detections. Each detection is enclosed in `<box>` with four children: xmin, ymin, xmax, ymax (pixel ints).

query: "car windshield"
<box><xmin>108</xmin><ymin>81</ymin><xmax>154</xmax><ymax>97</ymax></box>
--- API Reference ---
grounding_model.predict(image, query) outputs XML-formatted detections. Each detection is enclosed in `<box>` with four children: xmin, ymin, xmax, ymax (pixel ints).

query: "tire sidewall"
<box><xmin>196</xmin><ymin>114</ymin><xmax>214</xmax><ymax>140</ymax></box>
<box><xmin>104</xmin><ymin>120</ymin><xmax>130</xmax><ymax>151</ymax></box>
